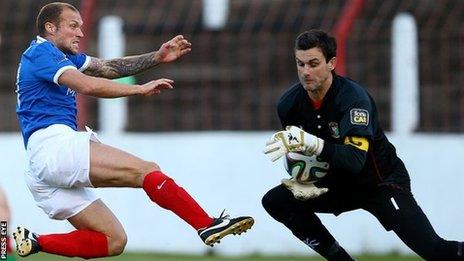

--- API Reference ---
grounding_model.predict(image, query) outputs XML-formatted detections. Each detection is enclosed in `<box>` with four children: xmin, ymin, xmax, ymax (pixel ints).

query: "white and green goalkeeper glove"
<box><xmin>281</xmin><ymin>178</ymin><xmax>328</xmax><ymax>200</ymax></box>
<box><xmin>263</xmin><ymin>126</ymin><xmax>324</xmax><ymax>162</ymax></box>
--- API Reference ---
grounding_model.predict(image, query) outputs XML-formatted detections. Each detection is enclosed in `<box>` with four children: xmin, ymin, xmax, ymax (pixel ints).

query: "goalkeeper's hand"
<box><xmin>263</xmin><ymin>126</ymin><xmax>324</xmax><ymax>162</ymax></box>
<box><xmin>281</xmin><ymin>178</ymin><xmax>328</xmax><ymax>200</ymax></box>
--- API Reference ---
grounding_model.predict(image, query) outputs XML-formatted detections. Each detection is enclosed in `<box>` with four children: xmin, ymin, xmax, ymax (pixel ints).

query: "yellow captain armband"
<box><xmin>343</xmin><ymin>136</ymin><xmax>369</xmax><ymax>152</ymax></box>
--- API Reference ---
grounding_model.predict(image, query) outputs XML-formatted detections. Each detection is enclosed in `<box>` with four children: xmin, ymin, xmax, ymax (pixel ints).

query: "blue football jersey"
<box><xmin>16</xmin><ymin>36</ymin><xmax>90</xmax><ymax>147</ymax></box>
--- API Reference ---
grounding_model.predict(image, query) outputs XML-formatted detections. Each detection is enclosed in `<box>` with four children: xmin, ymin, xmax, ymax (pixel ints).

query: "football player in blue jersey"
<box><xmin>13</xmin><ymin>2</ymin><xmax>253</xmax><ymax>258</ymax></box>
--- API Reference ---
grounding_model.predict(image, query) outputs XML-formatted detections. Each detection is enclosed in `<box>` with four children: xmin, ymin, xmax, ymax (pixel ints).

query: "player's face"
<box><xmin>295</xmin><ymin>48</ymin><xmax>335</xmax><ymax>94</ymax></box>
<box><xmin>54</xmin><ymin>8</ymin><xmax>84</xmax><ymax>54</ymax></box>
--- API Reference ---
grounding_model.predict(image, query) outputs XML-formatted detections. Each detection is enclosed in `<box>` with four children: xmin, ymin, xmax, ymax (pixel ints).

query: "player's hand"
<box><xmin>263</xmin><ymin>126</ymin><xmax>324</xmax><ymax>162</ymax></box>
<box><xmin>281</xmin><ymin>178</ymin><xmax>328</xmax><ymax>200</ymax></box>
<box><xmin>155</xmin><ymin>35</ymin><xmax>192</xmax><ymax>63</ymax></box>
<box><xmin>138</xmin><ymin>78</ymin><xmax>174</xmax><ymax>96</ymax></box>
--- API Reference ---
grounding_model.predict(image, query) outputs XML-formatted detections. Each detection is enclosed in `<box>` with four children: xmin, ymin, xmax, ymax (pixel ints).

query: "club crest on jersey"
<box><xmin>328</xmin><ymin>122</ymin><xmax>340</xmax><ymax>138</ymax></box>
<box><xmin>350</xmin><ymin>109</ymin><xmax>369</xmax><ymax>126</ymax></box>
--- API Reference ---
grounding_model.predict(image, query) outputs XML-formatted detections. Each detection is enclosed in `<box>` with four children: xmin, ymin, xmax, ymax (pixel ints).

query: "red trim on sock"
<box><xmin>143</xmin><ymin>170</ymin><xmax>213</xmax><ymax>230</ymax></box>
<box><xmin>38</xmin><ymin>230</ymin><xmax>108</xmax><ymax>259</ymax></box>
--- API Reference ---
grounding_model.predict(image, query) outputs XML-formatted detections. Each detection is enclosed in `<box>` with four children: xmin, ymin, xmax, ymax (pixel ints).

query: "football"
<box><xmin>283</xmin><ymin>152</ymin><xmax>330</xmax><ymax>184</ymax></box>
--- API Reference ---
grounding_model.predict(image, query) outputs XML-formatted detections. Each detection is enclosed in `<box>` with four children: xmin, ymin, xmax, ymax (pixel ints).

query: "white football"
<box><xmin>283</xmin><ymin>152</ymin><xmax>330</xmax><ymax>184</ymax></box>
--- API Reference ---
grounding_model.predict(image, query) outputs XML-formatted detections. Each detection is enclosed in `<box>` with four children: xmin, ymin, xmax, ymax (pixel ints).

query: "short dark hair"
<box><xmin>36</xmin><ymin>2</ymin><xmax>78</xmax><ymax>36</ymax></box>
<box><xmin>295</xmin><ymin>30</ymin><xmax>337</xmax><ymax>62</ymax></box>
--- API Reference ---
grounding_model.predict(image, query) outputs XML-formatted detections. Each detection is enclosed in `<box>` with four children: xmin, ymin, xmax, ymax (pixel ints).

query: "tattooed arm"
<box><xmin>83</xmin><ymin>35</ymin><xmax>192</xmax><ymax>79</ymax></box>
<box><xmin>84</xmin><ymin>53</ymin><xmax>156</xmax><ymax>79</ymax></box>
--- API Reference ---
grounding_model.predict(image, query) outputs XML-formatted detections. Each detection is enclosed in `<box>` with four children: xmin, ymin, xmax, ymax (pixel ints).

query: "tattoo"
<box><xmin>84</xmin><ymin>52</ymin><xmax>158</xmax><ymax>79</ymax></box>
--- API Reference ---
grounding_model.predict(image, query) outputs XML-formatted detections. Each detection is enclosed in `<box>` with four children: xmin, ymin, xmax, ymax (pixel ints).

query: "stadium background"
<box><xmin>1</xmin><ymin>0</ymin><xmax>463</xmax><ymax>260</ymax></box>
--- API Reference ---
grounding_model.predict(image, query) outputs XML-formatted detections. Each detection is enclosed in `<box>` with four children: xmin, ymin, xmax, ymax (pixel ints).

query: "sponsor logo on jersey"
<box><xmin>350</xmin><ymin>108</ymin><xmax>369</xmax><ymax>126</ymax></box>
<box><xmin>328</xmin><ymin>122</ymin><xmax>340</xmax><ymax>138</ymax></box>
<box><xmin>66</xmin><ymin>88</ymin><xmax>76</xmax><ymax>96</ymax></box>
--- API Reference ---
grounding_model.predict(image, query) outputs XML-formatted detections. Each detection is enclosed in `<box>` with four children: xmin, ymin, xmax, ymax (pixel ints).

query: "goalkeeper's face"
<box><xmin>295</xmin><ymin>48</ymin><xmax>336</xmax><ymax>97</ymax></box>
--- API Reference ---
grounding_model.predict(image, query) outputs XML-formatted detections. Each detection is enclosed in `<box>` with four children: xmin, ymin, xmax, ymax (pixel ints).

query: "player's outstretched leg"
<box><xmin>143</xmin><ymin>170</ymin><xmax>254</xmax><ymax>246</ymax></box>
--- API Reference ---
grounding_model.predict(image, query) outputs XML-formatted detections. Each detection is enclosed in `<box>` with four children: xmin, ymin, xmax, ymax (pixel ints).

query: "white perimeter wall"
<box><xmin>1</xmin><ymin>132</ymin><xmax>464</xmax><ymax>256</ymax></box>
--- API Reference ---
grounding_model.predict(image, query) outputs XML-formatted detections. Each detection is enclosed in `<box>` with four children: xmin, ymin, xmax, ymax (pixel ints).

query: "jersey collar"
<box><xmin>323</xmin><ymin>72</ymin><xmax>340</xmax><ymax>103</ymax></box>
<box><xmin>36</xmin><ymin>36</ymin><xmax>47</xmax><ymax>44</ymax></box>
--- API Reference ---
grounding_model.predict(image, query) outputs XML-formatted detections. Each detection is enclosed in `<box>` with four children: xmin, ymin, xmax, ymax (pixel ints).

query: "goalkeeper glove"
<box><xmin>281</xmin><ymin>178</ymin><xmax>328</xmax><ymax>200</ymax></box>
<box><xmin>263</xmin><ymin>126</ymin><xmax>324</xmax><ymax>162</ymax></box>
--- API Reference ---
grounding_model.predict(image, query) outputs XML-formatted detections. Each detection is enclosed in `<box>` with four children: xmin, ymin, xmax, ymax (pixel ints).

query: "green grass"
<box><xmin>8</xmin><ymin>252</ymin><xmax>422</xmax><ymax>261</ymax></box>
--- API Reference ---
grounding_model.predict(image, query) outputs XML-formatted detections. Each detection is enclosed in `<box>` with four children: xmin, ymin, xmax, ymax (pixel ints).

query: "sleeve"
<box><xmin>339</xmin><ymin>99</ymin><xmax>374</xmax><ymax>138</ymax></box>
<box><xmin>33</xmin><ymin>45</ymin><xmax>78</xmax><ymax>85</ymax></box>
<box><xmin>67</xmin><ymin>53</ymin><xmax>91</xmax><ymax>72</ymax></box>
<box><xmin>318</xmin><ymin>99</ymin><xmax>373</xmax><ymax>174</ymax></box>
<box><xmin>319</xmin><ymin>141</ymin><xmax>367</xmax><ymax>174</ymax></box>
